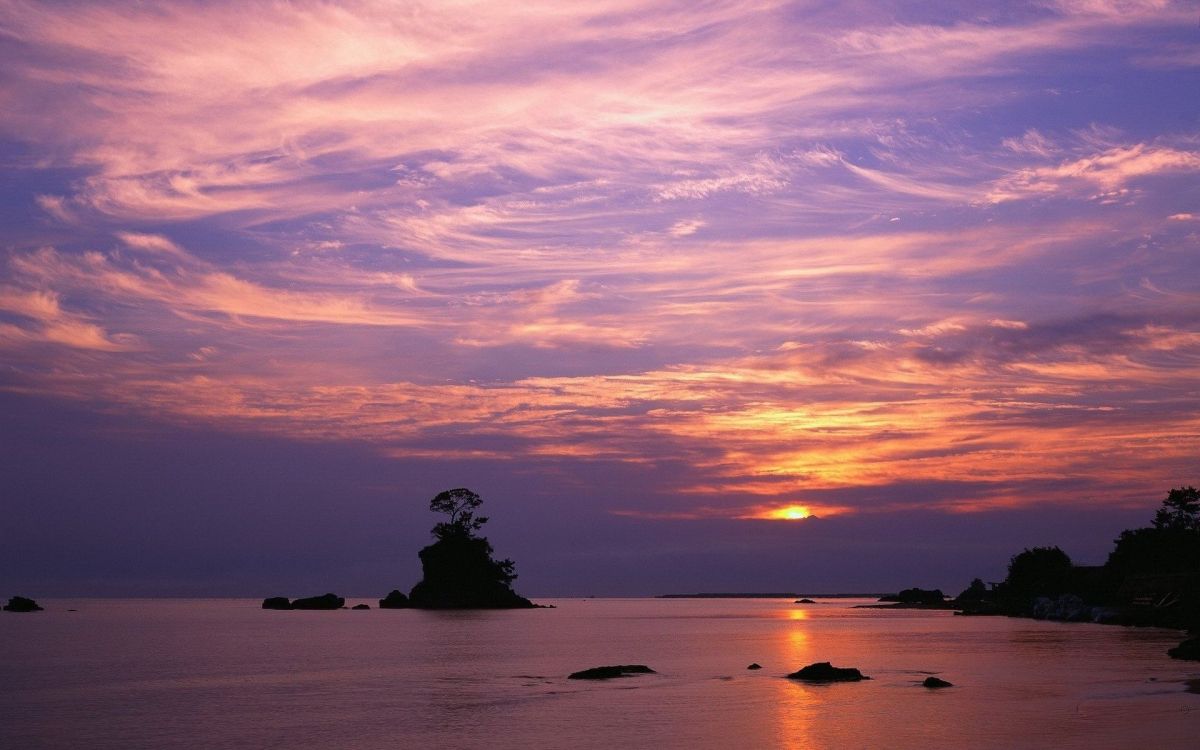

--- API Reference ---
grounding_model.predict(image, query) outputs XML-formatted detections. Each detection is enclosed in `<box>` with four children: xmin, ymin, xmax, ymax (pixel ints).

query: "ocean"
<box><xmin>2</xmin><ymin>597</ymin><xmax>1196</xmax><ymax>748</ymax></box>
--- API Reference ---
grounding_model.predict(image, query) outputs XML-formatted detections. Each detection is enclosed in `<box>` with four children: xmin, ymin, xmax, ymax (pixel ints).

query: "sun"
<box><xmin>735</xmin><ymin>502</ymin><xmax>851</xmax><ymax>521</ymax></box>
<box><xmin>768</xmin><ymin>505</ymin><xmax>812</xmax><ymax>520</ymax></box>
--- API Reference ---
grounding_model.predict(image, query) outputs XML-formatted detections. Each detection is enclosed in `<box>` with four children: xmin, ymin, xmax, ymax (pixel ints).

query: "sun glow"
<box><xmin>770</xmin><ymin>505</ymin><xmax>813</xmax><ymax>520</ymax></box>
<box><xmin>734</xmin><ymin>503</ymin><xmax>854</xmax><ymax>521</ymax></box>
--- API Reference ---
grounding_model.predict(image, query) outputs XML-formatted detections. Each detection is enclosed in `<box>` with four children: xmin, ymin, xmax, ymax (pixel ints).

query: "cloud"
<box><xmin>667</xmin><ymin>219</ymin><xmax>704</xmax><ymax>237</ymax></box>
<box><xmin>8</xmin><ymin>243</ymin><xmax>430</xmax><ymax>329</ymax></box>
<box><xmin>1002</xmin><ymin>129</ymin><xmax>1060</xmax><ymax>158</ymax></box>
<box><xmin>0</xmin><ymin>286</ymin><xmax>137</xmax><ymax>351</ymax></box>
<box><xmin>35</xmin><ymin>195</ymin><xmax>76</xmax><ymax>223</ymax></box>
<box><xmin>115</xmin><ymin>232</ymin><xmax>192</xmax><ymax>259</ymax></box>
<box><xmin>988</xmin><ymin>143</ymin><xmax>1200</xmax><ymax>203</ymax></box>
<box><xmin>0</xmin><ymin>0</ymin><xmax>1198</xmax><ymax>522</ymax></box>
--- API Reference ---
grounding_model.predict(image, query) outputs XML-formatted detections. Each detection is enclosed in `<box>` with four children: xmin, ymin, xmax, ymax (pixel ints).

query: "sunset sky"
<box><xmin>2</xmin><ymin>1</ymin><xmax>1197</xmax><ymax>596</ymax></box>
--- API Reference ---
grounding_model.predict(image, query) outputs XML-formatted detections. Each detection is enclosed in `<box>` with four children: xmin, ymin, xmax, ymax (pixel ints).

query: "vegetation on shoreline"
<box><xmin>953</xmin><ymin>486</ymin><xmax>1200</xmax><ymax>658</ymax></box>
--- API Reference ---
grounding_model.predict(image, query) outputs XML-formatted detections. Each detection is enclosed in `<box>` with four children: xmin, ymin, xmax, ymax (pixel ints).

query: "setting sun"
<box><xmin>736</xmin><ymin>502</ymin><xmax>853</xmax><ymax>521</ymax></box>
<box><xmin>771</xmin><ymin>505</ymin><xmax>813</xmax><ymax>520</ymax></box>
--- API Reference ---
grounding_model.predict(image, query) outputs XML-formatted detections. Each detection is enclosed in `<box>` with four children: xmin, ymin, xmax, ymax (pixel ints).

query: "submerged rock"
<box><xmin>786</xmin><ymin>662</ymin><xmax>868</xmax><ymax>682</ymax></box>
<box><xmin>923</xmin><ymin>676</ymin><xmax>953</xmax><ymax>688</ymax></box>
<box><xmin>261</xmin><ymin>597</ymin><xmax>292</xmax><ymax>610</ymax></box>
<box><xmin>290</xmin><ymin>593</ymin><xmax>345</xmax><ymax>610</ymax></box>
<box><xmin>3</xmin><ymin>596</ymin><xmax>43</xmax><ymax>612</ymax></box>
<box><xmin>378</xmin><ymin>589</ymin><xmax>412</xmax><ymax>609</ymax></box>
<box><xmin>351</xmin><ymin>604</ymin><xmax>370</xmax><ymax>610</ymax></box>
<box><xmin>747</xmin><ymin>663</ymin><xmax>763</xmax><ymax>670</ymax></box>
<box><xmin>1168</xmin><ymin>636</ymin><xmax>1200</xmax><ymax>661</ymax></box>
<box><xmin>796</xmin><ymin>598</ymin><xmax>816</xmax><ymax>604</ymax></box>
<box><xmin>568</xmin><ymin>664</ymin><xmax>656</xmax><ymax>680</ymax></box>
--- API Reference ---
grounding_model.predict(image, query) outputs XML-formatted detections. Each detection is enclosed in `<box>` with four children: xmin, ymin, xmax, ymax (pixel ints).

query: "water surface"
<box><xmin>2</xmin><ymin>598</ymin><xmax>1196</xmax><ymax>748</ymax></box>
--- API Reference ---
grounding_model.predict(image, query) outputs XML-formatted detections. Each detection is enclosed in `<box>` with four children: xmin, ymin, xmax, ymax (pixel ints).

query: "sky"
<box><xmin>1</xmin><ymin>0</ymin><xmax>1198</xmax><ymax>597</ymax></box>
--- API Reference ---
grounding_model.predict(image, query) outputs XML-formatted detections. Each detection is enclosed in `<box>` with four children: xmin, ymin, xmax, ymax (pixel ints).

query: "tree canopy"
<box><xmin>1107</xmin><ymin>486</ymin><xmax>1200</xmax><ymax>577</ymax></box>
<box><xmin>1003</xmin><ymin>546</ymin><xmax>1074</xmax><ymax>598</ymax></box>
<box><xmin>429</xmin><ymin>487</ymin><xmax>489</xmax><ymax>540</ymax></box>
<box><xmin>1153</xmin><ymin>486</ymin><xmax>1200</xmax><ymax>532</ymax></box>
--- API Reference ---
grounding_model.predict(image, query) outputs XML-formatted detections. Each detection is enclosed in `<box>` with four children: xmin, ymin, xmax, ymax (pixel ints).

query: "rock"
<box><xmin>351</xmin><ymin>604</ymin><xmax>370</xmax><ymax>610</ymax></box>
<box><xmin>408</xmin><ymin>533</ymin><xmax>535</xmax><ymax>609</ymax></box>
<box><xmin>786</xmin><ymin>662</ymin><xmax>868</xmax><ymax>682</ymax></box>
<box><xmin>796</xmin><ymin>598</ymin><xmax>816</xmax><ymax>604</ymax></box>
<box><xmin>290</xmin><ymin>593</ymin><xmax>345</xmax><ymax>610</ymax></box>
<box><xmin>923</xmin><ymin>676</ymin><xmax>953</xmax><ymax>688</ymax></box>
<box><xmin>405</xmin><ymin>488</ymin><xmax>538</xmax><ymax>609</ymax></box>
<box><xmin>261</xmin><ymin>596</ymin><xmax>292</xmax><ymax>610</ymax></box>
<box><xmin>568</xmin><ymin>664</ymin><xmax>656</xmax><ymax>680</ymax></box>
<box><xmin>747</xmin><ymin>663</ymin><xmax>763</xmax><ymax>670</ymax></box>
<box><xmin>3</xmin><ymin>596</ymin><xmax>43</xmax><ymax>612</ymax></box>
<box><xmin>378</xmin><ymin>589</ymin><xmax>412</xmax><ymax>609</ymax></box>
<box><xmin>879</xmin><ymin>588</ymin><xmax>945</xmax><ymax>605</ymax></box>
<box><xmin>1168</xmin><ymin>636</ymin><xmax>1200</xmax><ymax>661</ymax></box>
<box><xmin>1031</xmin><ymin>594</ymin><xmax>1091</xmax><ymax>622</ymax></box>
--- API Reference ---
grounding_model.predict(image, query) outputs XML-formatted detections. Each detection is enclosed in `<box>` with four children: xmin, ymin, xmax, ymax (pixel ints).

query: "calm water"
<box><xmin>2</xmin><ymin>598</ymin><xmax>1197</xmax><ymax>749</ymax></box>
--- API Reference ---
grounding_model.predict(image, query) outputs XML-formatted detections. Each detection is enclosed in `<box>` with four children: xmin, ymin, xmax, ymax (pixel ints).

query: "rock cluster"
<box><xmin>786</xmin><ymin>662</ymin><xmax>868</xmax><ymax>682</ymax></box>
<box><xmin>260</xmin><ymin>594</ymin><xmax>345</xmax><ymax>610</ymax></box>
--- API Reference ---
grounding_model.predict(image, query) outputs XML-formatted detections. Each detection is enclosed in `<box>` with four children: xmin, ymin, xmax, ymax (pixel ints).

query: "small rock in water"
<box><xmin>923</xmin><ymin>676</ymin><xmax>953</xmax><ymax>688</ymax></box>
<box><xmin>261</xmin><ymin>597</ymin><xmax>292</xmax><ymax>610</ymax></box>
<box><xmin>351</xmin><ymin>604</ymin><xmax>370</xmax><ymax>610</ymax></box>
<box><xmin>3</xmin><ymin>596</ymin><xmax>44</xmax><ymax>612</ymax></box>
<box><xmin>747</xmin><ymin>663</ymin><xmax>763</xmax><ymax>670</ymax></box>
<box><xmin>378</xmin><ymin>589</ymin><xmax>411</xmax><ymax>609</ymax></box>
<box><xmin>795</xmin><ymin>598</ymin><xmax>816</xmax><ymax>604</ymax></box>
<box><xmin>290</xmin><ymin>593</ymin><xmax>345</xmax><ymax>610</ymax></box>
<box><xmin>786</xmin><ymin>662</ymin><xmax>868</xmax><ymax>682</ymax></box>
<box><xmin>568</xmin><ymin>665</ymin><xmax>656</xmax><ymax>680</ymax></box>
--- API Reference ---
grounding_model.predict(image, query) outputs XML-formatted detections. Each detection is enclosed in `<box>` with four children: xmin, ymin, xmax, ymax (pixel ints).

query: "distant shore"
<box><xmin>658</xmin><ymin>592</ymin><xmax>887</xmax><ymax>599</ymax></box>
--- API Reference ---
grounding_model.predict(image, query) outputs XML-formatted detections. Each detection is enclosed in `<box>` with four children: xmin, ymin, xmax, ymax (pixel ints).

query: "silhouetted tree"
<box><xmin>1107</xmin><ymin>486</ymin><xmax>1200</xmax><ymax>578</ymax></box>
<box><xmin>1153</xmin><ymin>486</ymin><xmax>1200</xmax><ymax>532</ymax></box>
<box><xmin>957</xmin><ymin>578</ymin><xmax>988</xmax><ymax>602</ymax></box>
<box><xmin>430</xmin><ymin>487</ymin><xmax>489</xmax><ymax>540</ymax></box>
<box><xmin>1003</xmin><ymin>546</ymin><xmax>1074</xmax><ymax>599</ymax></box>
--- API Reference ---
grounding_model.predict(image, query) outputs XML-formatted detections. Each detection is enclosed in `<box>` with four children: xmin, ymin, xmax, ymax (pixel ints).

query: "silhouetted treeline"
<box><xmin>960</xmin><ymin>487</ymin><xmax>1200</xmax><ymax>634</ymax></box>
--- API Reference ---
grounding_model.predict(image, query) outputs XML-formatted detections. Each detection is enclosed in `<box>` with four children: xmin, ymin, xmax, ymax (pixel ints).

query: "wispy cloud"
<box><xmin>989</xmin><ymin>142</ymin><xmax>1200</xmax><ymax>203</ymax></box>
<box><xmin>1</xmin><ymin>0</ymin><xmax>1197</xmax><ymax>520</ymax></box>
